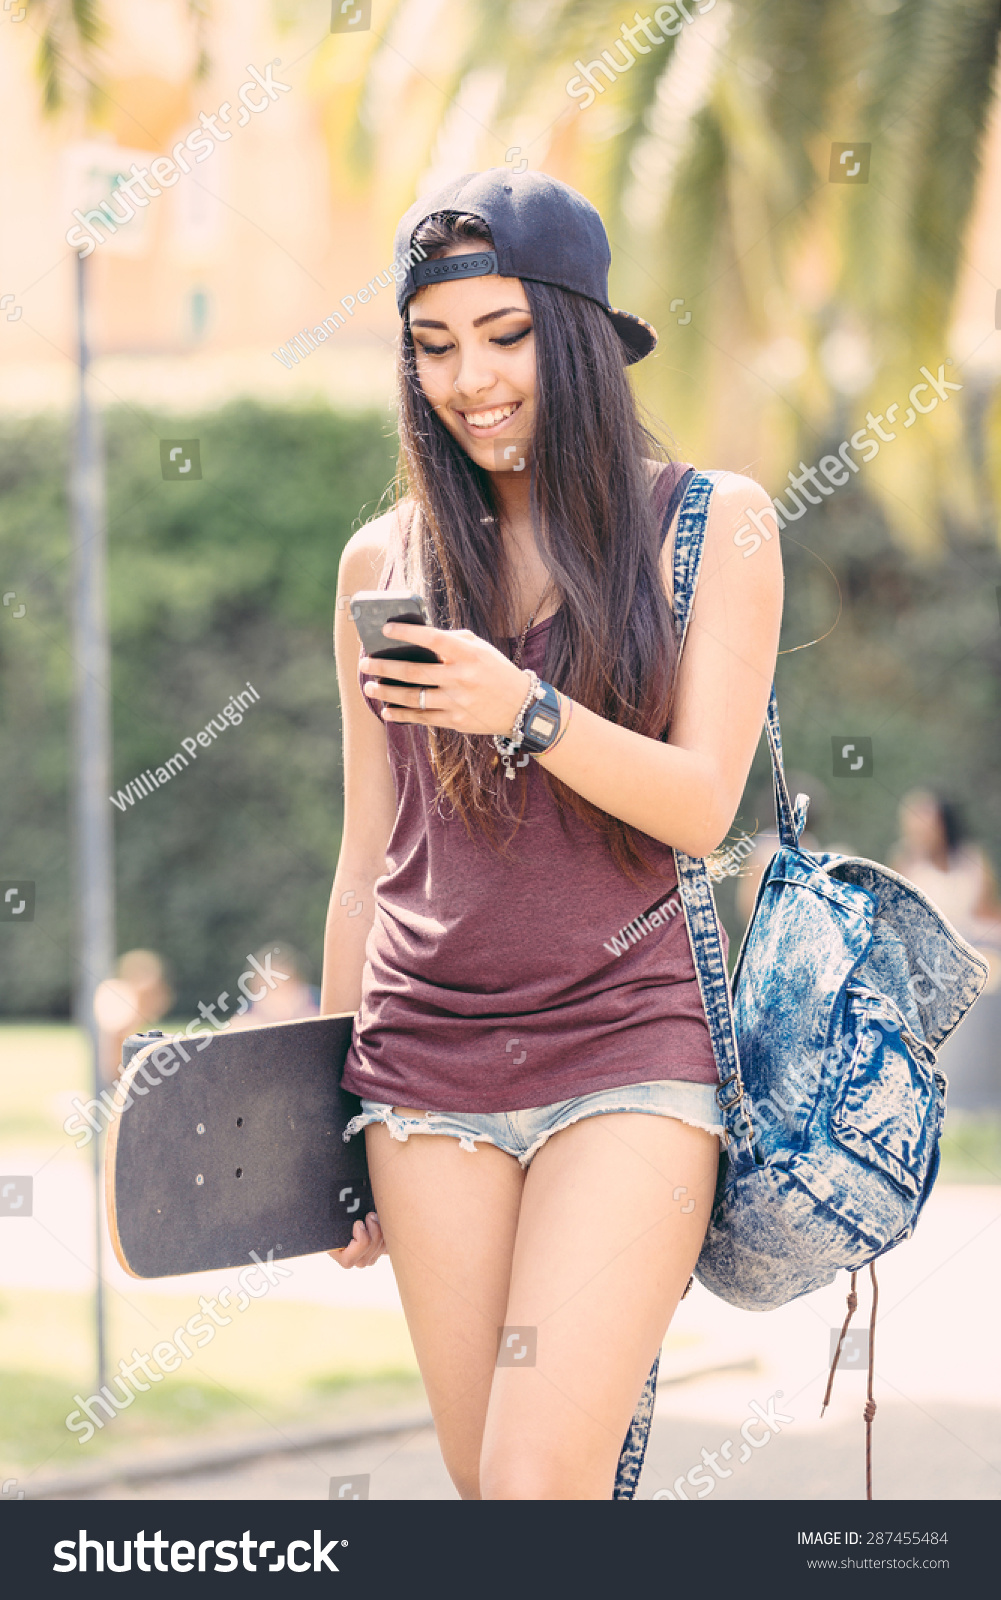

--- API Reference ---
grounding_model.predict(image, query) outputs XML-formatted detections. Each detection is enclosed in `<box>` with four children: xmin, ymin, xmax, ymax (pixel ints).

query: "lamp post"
<box><xmin>69</xmin><ymin>246</ymin><xmax>114</xmax><ymax>1393</ymax></box>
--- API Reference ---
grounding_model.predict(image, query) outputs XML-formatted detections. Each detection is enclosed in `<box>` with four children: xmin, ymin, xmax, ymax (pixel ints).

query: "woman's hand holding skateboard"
<box><xmin>328</xmin><ymin>1210</ymin><xmax>386</xmax><ymax>1268</ymax></box>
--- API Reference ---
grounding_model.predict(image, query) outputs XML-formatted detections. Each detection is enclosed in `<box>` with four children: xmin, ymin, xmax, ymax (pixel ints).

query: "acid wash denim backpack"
<box><xmin>612</xmin><ymin>471</ymin><xmax>989</xmax><ymax>1501</ymax></box>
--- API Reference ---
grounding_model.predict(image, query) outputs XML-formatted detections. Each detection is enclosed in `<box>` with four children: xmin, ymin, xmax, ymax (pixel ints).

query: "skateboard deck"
<box><xmin>106</xmin><ymin>1014</ymin><xmax>375</xmax><ymax>1279</ymax></box>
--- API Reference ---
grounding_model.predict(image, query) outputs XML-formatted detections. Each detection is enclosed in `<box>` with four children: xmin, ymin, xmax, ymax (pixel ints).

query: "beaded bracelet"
<box><xmin>492</xmin><ymin>670</ymin><xmax>544</xmax><ymax>780</ymax></box>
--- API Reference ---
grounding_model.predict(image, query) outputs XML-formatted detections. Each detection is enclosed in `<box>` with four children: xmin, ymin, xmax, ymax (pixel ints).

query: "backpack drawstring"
<box><xmin>821</xmin><ymin>1262</ymin><xmax>879</xmax><ymax>1500</ymax></box>
<box><xmin>864</xmin><ymin>1262</ymin><xmax>878</xmax><ymax>1500</ymax></box>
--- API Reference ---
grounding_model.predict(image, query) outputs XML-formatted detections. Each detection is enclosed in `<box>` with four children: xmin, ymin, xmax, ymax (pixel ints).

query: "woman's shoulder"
<box><xmin>696</xmin><ymin>470</ymin><xmax>779</xmax><ymax>564</ymax></box>
<box><xmin>639</xmin><ymin>460</ymin><xmax>770</xmax><ymax>515</ymax></box>
<box><xmin>704</xmin><ymin>469</ymin><xmax>775</xmax><ymax>515</ymax></box>
<box><xmin>338</xmin><ymin>497</ymin><xmax>416</xmax><ymax>592</ymax></box>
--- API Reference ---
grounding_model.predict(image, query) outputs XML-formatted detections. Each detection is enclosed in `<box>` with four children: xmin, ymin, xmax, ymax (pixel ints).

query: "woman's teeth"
<box><xmin>462</xmin><ymin>403</ymin><xmax>519</xmax><ymax>427</ymax></box>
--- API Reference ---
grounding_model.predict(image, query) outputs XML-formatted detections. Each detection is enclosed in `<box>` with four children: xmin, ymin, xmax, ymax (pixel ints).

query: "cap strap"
<box><xmin>411</xmin><ymin>250</ymin><xmax>499</xmax><ymax>290</ymax></box>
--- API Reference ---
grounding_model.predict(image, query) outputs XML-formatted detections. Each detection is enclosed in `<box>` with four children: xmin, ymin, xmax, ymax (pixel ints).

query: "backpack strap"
<box><xmin>655</xmin><ymin>463</ymin><xmax>695</xmax><ymax>553</ymax></box>
<box><xmin>764</xmin><ymin>686</ymin><xmax>810</xmax><ymax>849</ymax></box>
<box><xmin>613</xmin><ymin>480</ymin><xmax>808</xmax><ymax>1501</ymax></box>
<box><xmin>668</xmin><ymin>471</ymin><xmax>814</xmax><ymax>1158</ymax></box>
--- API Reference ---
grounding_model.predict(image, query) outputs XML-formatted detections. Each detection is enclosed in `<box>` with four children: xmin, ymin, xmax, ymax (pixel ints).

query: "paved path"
<box><xmin>48</xmin><ymin>1399</ymin><xmax>1000</xmax><ymax>1501</ymax></box>
<box><xmin>11</xmin><ymin>1166</ymin><xmax>1000</xmax><ymax>1503</ymax></box>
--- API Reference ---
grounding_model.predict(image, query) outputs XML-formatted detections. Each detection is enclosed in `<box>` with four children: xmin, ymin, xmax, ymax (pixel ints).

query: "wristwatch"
<box><xmin>518</xmin><ymin>680</ymin><xmax>563</xmax><ymax>756</ymax></box>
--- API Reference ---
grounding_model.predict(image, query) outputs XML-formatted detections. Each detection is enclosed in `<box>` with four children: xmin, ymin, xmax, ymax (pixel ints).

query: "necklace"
<box><xmin>491</xmin><ymin>579</ymin><xmax>554</xmax><ymax>774</ymax></box>
<box><xmin>512</xmin><ymin>578</ymin><xmax>554</xmax><ymax>669</ymax></box>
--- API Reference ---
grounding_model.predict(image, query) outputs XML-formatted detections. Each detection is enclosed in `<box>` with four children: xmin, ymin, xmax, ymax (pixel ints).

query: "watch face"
<box><xmin>529</xmin><ymin>712</ymin><xmax>557</xmax><ymax>740</ymax></box>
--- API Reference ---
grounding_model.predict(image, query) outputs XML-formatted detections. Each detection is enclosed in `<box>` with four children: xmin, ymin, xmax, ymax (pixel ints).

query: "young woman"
<box><xmin>320</xmin><ymin>170</ymin><xmax>783</xmax><ymax>1501</ymax></box>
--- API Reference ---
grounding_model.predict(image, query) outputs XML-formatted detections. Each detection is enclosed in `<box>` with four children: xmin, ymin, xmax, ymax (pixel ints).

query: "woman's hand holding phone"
<box><xmin>358</xmin><ymin>618</ymin><xmax>531</xmax><ymax>737</ymax></box>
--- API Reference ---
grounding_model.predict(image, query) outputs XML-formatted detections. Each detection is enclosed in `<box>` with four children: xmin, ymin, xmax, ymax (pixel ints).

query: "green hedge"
<box><xmin>0</xmin><ymin>405</ymin><xmax>998</xmax><ymax>1016</ymax></box>
<box><xmin>0</xmin><ymin>403</ymin><xmax>395</xmax><ymax>1016</ymax></box>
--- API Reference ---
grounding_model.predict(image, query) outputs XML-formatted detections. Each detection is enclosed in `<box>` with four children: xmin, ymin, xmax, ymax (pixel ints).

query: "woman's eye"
<box><xmin>416</xmin><ymin>325</ymin><xmax>530</xmax><ymax>357</ymax></box>
<box><xmin>494</xmin><ymin>326</ymin><xmax>531</xmax><ymax>347</ymax></box>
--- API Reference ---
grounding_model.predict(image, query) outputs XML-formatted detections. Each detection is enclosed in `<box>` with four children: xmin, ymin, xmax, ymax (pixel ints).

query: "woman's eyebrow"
<box><xmin>410</xmin><ymin>307</ymin><xmax>530</xmax><ymax>331</ymax></box>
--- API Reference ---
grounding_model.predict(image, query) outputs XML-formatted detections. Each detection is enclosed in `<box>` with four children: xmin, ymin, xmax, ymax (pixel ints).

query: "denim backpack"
<box><xmin>613</xmin><ymin>470</ymin><xmax>990</xmax><ymax>1500</ymax></box>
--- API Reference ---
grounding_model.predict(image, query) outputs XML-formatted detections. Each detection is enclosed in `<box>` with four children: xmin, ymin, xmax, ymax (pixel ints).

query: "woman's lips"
<box><xmin>454</xmin><ymin>399</ymin><xmax>523</xmax><ymax>438</ymax></box>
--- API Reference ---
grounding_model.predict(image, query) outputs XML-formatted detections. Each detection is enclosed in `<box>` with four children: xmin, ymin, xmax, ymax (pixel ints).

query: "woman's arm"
<box><xmin>535</xmin><ymin>474</ymin><xmax>782</xmax><ymax>855</ymax></box>
<box><xmin>320</xmin><ymin>514</ymin><xmax>400</xmax><ymax>1014</ymax></box>
<box><xmin>366</xmin><ymin>474</ymin><xmax>783</xmax><ymax>859</ymax></box>
<box><xmin>322</xmin><ymin>512</ymin><xmax>401</xmax><ymax>1270</ymax></box>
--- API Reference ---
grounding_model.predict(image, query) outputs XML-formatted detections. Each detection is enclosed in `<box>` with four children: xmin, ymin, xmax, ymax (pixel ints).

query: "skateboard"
<box><xmin>106</xmin><ymin>1014</ymin><xmax>375</xmax><ymax>1279</ymax></box>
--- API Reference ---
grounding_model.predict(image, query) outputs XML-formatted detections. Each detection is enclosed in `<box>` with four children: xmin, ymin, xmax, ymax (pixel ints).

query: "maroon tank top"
<box><xmin>341</xmin><ymin>463</ymin><xmax>725</xmax><ymax>1111</ymax></box>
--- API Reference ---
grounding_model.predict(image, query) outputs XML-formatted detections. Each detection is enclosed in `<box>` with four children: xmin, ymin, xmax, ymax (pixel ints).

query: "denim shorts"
<box><xmin>342</xmin><ymin>1079</ymin><xmax>724</xmax><ymax>1171</ymax></box>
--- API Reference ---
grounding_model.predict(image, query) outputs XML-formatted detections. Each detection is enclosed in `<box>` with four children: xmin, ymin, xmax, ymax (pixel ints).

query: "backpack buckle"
<box><xmin>715</xmin><ymin>1071</ymin><xmax>744</xmax><ymax>1112</ymax></box>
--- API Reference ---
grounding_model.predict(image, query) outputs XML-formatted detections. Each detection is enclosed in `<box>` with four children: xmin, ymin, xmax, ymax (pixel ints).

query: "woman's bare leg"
<box><xmin>479</xmin><ymin>1112</ymin><xmax>719</xmax><ymax>1500</ymax></box>
<box><xmin>363</xmin><ymin>1115</ymin><xmax>525</xmax><ymax>1499</ymax></box>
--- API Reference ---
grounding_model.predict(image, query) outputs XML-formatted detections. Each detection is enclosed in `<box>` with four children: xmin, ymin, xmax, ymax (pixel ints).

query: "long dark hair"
<box><xmin>393</xmin><ymin>210</ymin><xmax>678</xmax><ymax>882</ymax></box>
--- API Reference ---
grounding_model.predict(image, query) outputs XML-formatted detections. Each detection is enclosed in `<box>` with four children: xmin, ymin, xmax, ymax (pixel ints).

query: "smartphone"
<box><xmin>349</xmin><ymin>590</ymin><xmax>441</xmax><ymax>702</ymax></box>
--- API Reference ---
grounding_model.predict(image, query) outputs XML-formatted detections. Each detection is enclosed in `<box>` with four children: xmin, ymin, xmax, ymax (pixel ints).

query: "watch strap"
<box><xmin>519</xmin><ymin>680</ymin><xmax>562</xmax><ymax>755</ymax></box>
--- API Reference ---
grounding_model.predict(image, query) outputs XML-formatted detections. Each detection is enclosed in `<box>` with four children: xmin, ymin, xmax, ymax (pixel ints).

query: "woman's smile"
<box><xmin>454</xmin><ymin>398</ymin><xmax>523</xmax><ymax>437</ymax></box>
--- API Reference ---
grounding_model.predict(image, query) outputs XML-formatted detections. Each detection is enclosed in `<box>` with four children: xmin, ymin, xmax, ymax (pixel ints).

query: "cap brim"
<box><xmin>608</xmin><ymin>306</ymin><xmax>658</xmax><ymax>365</ymax></box>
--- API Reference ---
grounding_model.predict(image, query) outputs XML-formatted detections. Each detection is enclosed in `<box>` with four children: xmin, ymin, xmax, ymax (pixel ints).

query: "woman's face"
<box><xmin>408</xmin><ymin>246</ymin><xmax>536</xmax><ymax>475</ymax></box>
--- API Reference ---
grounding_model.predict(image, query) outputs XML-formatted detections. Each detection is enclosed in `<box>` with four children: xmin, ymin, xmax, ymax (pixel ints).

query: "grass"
<box><xmin>0</xmin><ymin>1024</ymin><xmax>91</xmax><ymax>1146</ymax></box>
<box><xmin>0</xmin><ymin>1287</ymin><xmax>423</xmax><ymax>1478</ymax></box>
<box><xmin>937</xmin><ymin>1110</ymin><xmax>1001</xmax><ymax>1184</ymax></box>
<box><xmin>0</xmin><ymin>1364</ymin><xmax>428</xmax><ymax>1480</ymax></box>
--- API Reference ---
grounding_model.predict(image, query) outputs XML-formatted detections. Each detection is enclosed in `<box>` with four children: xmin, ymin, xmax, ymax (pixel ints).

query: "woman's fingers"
<box><xmin>363</xmin><ymin>1210</ymin><xmax>382</xmax><ymax>1243</ymax></box>
<box><xmin>359</xmin><ymin>1212</ymin><xmax>386</xmax><ymax>1266</ymax></box>
<box><xmin>328</xmin><ymin>1212</ymin><xmax>386</xmax><ymax>1269</ymax></box>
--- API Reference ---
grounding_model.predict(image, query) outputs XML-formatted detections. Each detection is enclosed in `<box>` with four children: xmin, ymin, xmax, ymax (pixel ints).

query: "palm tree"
<box><xmin>21</xmin><ymin>0</ymin><xmax>210</xmax><ymax>112</ymax></box>
<box><xmin>341</xmin><ymin>0</ymin><xmax>1001</xmax><ymax>545</ymax></box>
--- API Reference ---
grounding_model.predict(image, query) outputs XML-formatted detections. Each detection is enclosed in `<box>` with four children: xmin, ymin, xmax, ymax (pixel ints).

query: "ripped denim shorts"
<box><xmin>342</xmin><ymin>1078</ymin><xmax>724</xmax><ymax>1171</ymax></box>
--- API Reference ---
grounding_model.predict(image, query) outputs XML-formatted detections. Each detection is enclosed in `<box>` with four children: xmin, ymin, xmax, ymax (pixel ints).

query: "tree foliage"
<box><xmin>0</xmin><ymin>404</ymin><xmax>395</xmax><ymax>1016</ymax></box>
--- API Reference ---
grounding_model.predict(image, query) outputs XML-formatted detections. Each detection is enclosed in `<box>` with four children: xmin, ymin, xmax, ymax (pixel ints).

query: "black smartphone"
<box><xmin>349</xmin><ymin>590</ymin><xmax>441</xmax><ymax>702</ymax></box>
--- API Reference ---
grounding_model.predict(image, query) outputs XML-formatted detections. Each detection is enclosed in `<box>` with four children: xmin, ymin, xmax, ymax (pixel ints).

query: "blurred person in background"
<box><xmin>225</xmin><ymin>942</ymin><xmax>319</xmax><ymax>1030</ymax></box>
<box><xmin>890</xmin><ymin>788</ymin><xmax>1001</xmax><ymax>993</ymax></box>
<box><xmin>93</xmin><ymin>949</ymin><xmax>173</xmax><ymax>1084</ymax></box>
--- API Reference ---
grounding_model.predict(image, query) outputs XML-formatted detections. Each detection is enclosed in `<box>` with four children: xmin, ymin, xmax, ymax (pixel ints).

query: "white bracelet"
<box><xmin>492</xmin><ymin>671</ymin><xmax>543</xmax><ymax>779</ymax></box>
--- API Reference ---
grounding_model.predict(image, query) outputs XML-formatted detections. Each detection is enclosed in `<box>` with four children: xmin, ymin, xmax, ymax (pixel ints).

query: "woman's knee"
<box><xmin>441</xmin><ymin>1445</ymin><xmax>483</xmax><ymax>1501</ymax></box>
<box><xmin>479</xmin><ymin>1440</ymin><xmax>610</xmax><ymax>1501</ymax></box>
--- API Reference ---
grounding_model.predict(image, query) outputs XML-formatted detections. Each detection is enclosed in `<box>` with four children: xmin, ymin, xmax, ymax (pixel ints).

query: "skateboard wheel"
<box><xmin>195</xmin><ymin>1174</ymin><xmax>204</xmax><ymax>1185</ymax></box>
<box><xmin>196</xmin><ymin>1123</ymin><xmax>205</xmax><ymax>1135</ymax></box>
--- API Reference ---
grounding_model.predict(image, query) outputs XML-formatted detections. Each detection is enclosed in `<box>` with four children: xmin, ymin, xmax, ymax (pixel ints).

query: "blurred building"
<box><xmin>0</xmin><ymin>0</ymin><xmax>399</xmax><ymax>414</ymax></box>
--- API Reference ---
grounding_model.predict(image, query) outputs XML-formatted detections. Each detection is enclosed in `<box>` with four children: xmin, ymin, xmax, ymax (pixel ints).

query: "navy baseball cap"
<box><xmin>393</xmin><ymin>169</ymin><xmax>657</xmax><ymax>366</ymax></box>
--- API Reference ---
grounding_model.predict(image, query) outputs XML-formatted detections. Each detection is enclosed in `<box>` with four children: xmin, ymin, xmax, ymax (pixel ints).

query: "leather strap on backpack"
<box><xmin>821</xmin><ymin>1262</ymin><xmax>880</xmax><ymax>1499</ymax></box>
